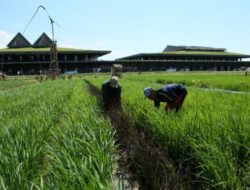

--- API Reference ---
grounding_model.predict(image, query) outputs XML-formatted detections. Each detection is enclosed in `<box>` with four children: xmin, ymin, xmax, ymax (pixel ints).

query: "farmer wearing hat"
<box><xmin>144</xmin><ymin>84</ymin><xmax>187</xmax><ymax>112</ymax></box>
<box><xmin>102</xmin><ymin>76</ymin><xmax>121</xmax><ymax>110</ymax></box>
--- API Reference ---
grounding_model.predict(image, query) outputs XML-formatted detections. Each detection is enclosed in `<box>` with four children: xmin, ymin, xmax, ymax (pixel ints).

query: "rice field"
<box><xmin>122</xmin><ymin>71</ymin><xmax>250</xmax><ymax>92</ymax></box>
<box><xmin>0</xmin><ymin>79</ymin><xmax>37</xmax><ymax>91</ymax></box>
<box><xmin>0</xmin><ymin>80</ymin><xmax>117</xmax><ymax>189</ymax></box>
<box><xmin>0</xmin><ymin>71</ymin><xmax>249</xmax><ymax>189</ymax></box>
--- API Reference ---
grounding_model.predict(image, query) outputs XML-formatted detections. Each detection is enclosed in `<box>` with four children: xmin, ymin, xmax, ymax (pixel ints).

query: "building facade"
<box><xmin>1</xmin><ymin>36</ymin><xmax>250</xmax><ymax>75</ymax></box>
<box><xmin>0</xmin><ymin>33</ymin><xmax>111</xmax><ymax>75</ymax></box>
<box><xmin>116</xmin><ymin>45</ymin><xmax>250</xmax><ymax>71</ymax></box>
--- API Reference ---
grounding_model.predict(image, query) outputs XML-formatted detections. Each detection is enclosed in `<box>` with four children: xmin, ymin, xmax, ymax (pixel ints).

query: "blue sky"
<box><xmin>1</xmin><ymin>0</ymin><xmax>250</xmax><ymax>60</ymax></box>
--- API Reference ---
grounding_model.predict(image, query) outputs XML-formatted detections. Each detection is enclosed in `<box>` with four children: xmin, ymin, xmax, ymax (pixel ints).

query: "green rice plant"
<box><xmin>0</xmin><ymin>79</ymin><xmax>118</xmax><ymax>189</ymax></box>
<box><xmin>1</xmin><ymin>72</ymin><xmax>249</xmax><ymax>189</ymax></box>
<box><xmin>43</xmin><ymin>81</ymin><xmax>117</xmax><ymax>189</ymax></box>
<box><xmin>122</xmin><ymin>71</ymin><xmax>250</xmax><ymax>92</ymax></box>
<box><xmin>0</xmin><ymin>80</ymin><xmax>73</xmax><ymax>189</ymax></box>
<box><xmin>120</xmin><ymin>80</ymin><xmax>250</xmax><ymax>189</ymax></box>
<box><xmin>86</xmin><ymin>73</ymin><xmax>250</xmax><ymax>189</ymax></box>
<box><xmin>0</xmin><ymin>80</ymin><xmax>37</xmax><ymax>91</ymax></box>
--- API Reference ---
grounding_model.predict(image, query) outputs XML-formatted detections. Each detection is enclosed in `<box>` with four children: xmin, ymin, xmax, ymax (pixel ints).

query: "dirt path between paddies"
<box><xmin>85</xmin><ymin>80</ymin><xmax>192</xmax><ymax>190</ymax></box>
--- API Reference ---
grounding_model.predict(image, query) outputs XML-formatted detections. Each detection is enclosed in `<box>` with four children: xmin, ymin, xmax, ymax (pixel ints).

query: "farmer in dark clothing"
<box><xmin>144</xmin><ymin>84</ymin><xmax>187</xmax><ymax>112</ymax></box>
<box><xmin>102</xmin><ymin>76</ymin><xmax>122</xmax><ymax>110</ymax></box>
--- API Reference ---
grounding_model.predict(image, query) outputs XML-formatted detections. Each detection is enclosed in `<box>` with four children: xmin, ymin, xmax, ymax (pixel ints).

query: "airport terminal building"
<box><xmin>1</xmin><ymin>34</ymin><xmax>250</xmax><ymax>75</ymax></box>
<box><xmin>0</xmin><ymin>33</ymin><xmax>111</xmax><ymax>75</ymax></box>
<box><xmin>116</xmin><ymin>45</ymin><xmax>250</xmax><ymax>71</ymax></box>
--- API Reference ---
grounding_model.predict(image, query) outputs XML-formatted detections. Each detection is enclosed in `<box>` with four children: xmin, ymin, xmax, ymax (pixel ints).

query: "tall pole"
<box><xmin>1</xmin><ymin>53</ymin><xmax>5</xmax><ymax>80</ymax></box>
<box><xmin>49</xmin><ymin>17</ymin><xmax>58</xmax><ymax>79</ymax></box>
<box><xmin>1</xmin><ymin>54</ymin><xmax>3</xmax><ymax>73</ymax></box>
<box><xmin>23</xmin><ymin>5</ymin><xmax>59</xmax><ymax>79</ymax></box>
<box><xmin>50</xmin><ymin>17</ymin><xmax>55</xmax><ymax>42</ymax></box>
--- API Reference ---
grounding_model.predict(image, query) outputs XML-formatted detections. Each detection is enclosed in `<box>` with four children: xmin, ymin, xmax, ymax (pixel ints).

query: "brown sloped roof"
<box><xmin>33</xmin><ymin>33</ymin><xmax>52</xmax><ymax>47</ymax></box>
<box><xmin>7</xmin><ymin>33</ymin><xmax>32</xmax><ymax>48</ymax></box>
<box><xmin>163</xmin><ymin>45</ymin><xmax>226</xmax><ymax>52</ymax></box>
<box><xmin>116</xmin><ymin>51</ymin><xmax>250</xmax><ymax>60</ymax></box>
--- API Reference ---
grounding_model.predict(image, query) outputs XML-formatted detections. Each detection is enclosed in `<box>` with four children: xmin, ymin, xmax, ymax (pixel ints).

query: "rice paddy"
<box><xmin>0</xmin><ymin>71</ymin><xmax>249</xmax><ymax>189</ymax></box>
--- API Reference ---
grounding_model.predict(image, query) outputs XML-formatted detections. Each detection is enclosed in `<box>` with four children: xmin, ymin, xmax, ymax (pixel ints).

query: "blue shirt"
<box><xmin>154</xmin><ymin>84</ymin><xmax>186</xmax><ymax>107</ymax></box>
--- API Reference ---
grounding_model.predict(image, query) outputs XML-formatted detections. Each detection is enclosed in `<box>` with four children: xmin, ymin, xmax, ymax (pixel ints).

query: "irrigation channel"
<box><xmin>85</xmin><ymin>80</ymin><xmax>192</xmax><ymax>190</ymax></box>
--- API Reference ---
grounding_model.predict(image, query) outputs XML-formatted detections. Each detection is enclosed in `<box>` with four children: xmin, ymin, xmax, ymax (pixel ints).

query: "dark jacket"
<box><xmin>154</xmin><ymin>84</ymin><xmax>187</xmax><ymax>108</ymax></box>
<box><xmin>102</xmin><ymin>80</ymin><xmax>121</xmax><ymax>107</ymax></box>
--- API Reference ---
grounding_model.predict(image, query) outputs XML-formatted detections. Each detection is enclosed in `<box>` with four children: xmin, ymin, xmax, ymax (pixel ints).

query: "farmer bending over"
<box><xmin>144</xmin><ymin>83</ymin><xmax>187</xmax><ymax>112</ymax></box>
<box><xmin>102</xmin><ymin>76</ymin><xmax>121</xmax><ymax>110</ymax></box>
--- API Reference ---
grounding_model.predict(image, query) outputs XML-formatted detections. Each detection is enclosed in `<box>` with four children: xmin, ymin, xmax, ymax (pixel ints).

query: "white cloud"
<box><xmin>0</xmin><ymin>30</ymin><xmax>14</xmax><ymax>48</ymax></box>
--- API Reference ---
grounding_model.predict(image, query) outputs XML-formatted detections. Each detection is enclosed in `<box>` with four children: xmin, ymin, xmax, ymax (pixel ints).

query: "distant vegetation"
<box><xmin>0</xmin><ymin>79</ymin><xmax>37</xmax><ymax>91</ymax></box>
<box><xmin>124</xmin><ymin>71</ymin><xmax>250</xmax><ymax>92</ymax></box>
